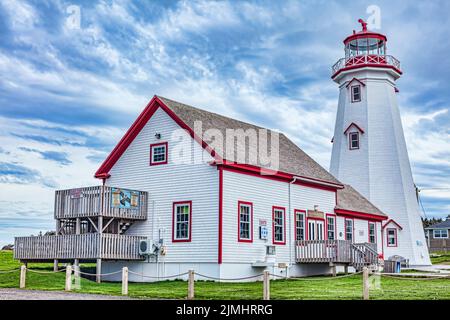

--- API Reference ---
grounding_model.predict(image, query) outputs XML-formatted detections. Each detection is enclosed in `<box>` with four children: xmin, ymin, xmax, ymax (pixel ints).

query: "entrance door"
<box><xmin>308</xmin><ymin>219</ymin><xmax>325</xmax><ymax>240</ymax></box>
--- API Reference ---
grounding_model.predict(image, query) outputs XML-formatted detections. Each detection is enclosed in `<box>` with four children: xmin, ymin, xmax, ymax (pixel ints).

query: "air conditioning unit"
<box><xmin>139</xmin><ymin>239</ymin><xmax>156</xmax><ymax>255</ymax></box>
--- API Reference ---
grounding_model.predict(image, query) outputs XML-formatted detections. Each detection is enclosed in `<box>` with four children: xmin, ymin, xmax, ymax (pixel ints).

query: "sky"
<box><xmin>0</xmin><ymin>0</ymin><xmax>449</xmax><ymax>247</ymax></box>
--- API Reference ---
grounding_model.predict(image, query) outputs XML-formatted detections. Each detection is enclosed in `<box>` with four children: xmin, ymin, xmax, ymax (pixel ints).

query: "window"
<box><xmin>345</xmin><ymin>219</ymin><xmax>353</xmax><ymax>241</ymax></box>
<box><xmin>327</xmin><ymin>215</ymin><xmax>336</xmax><ymax>240</ymax></box>
<box><xmin>368</xmin><ymin>222</ymin><xmax>376</xmax><ymax>244</ymax></box>
<box><xmin>238</xmin><ymin>201</ymin><xmax>253</xmax><ymax>242</ymax></box>
<box><xmin>150</xmin><ymin>142</ymin><xmax>168</xmax><ymax>165</ymax></box>
<box><xmin>351</xmin><ymin>85</ymin><xmax>361</xmax><ymax>102</ymax></box>
<box><xmin>349</xmin><ymin>132</ymin><xmax>360</xmax><ymax>150</ymax></box>
<box><xmin>273</xmin><ymin>207</ymin><xmax>286</xmax><ymax>245</ymax></box>
<box><xmin>295</xmin><ymin>210</ymin><xmax>305</xmax><ymax>241</ymax></box>
<box><xmin>172</xmin><ymin>201</ymin><xmax>191</xmax><ymax>242</ymax></box>
<box><xmin>433</xmin><ymin>229</ymin><xmax>449</xmax><ymax>239</ymax></box>
<box><xmin>387</xmin><ymin>228</ymin><xmax>397</xmax><ymax>247</ymax></box>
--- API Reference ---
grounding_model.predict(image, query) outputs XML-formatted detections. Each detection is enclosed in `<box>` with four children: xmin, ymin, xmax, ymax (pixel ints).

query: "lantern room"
<box><xmin>331</xmin><ymin>19</ymin><xmax>402</xmax><ymax>80</ymax></box>
<box><xmin>344</xmin><ymin>19</ymin><xmax>387</xmax><ymax>59</ymax></box>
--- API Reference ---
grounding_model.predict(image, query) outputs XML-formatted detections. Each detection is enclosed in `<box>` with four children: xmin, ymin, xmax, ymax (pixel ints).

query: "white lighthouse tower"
<box><xmin>330</xmin><ymin>20</ymin><xmax>431</xmax><ymax>266</ymax></box>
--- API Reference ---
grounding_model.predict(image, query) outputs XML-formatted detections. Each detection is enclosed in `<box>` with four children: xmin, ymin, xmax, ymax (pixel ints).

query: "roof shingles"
<box><xmin>157</xmin><ymin>96</ymin><xmax>386</xmax><ymax>218</ymax></box>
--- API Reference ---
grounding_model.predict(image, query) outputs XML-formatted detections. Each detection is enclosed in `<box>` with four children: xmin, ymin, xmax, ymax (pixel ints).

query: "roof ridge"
<box><xmin>157</xmin><ymin>95</ymin><xmax>269</xmax><ymax>131</ymax></box>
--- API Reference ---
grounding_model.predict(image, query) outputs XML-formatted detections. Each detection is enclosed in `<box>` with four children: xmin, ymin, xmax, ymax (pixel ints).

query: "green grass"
<box><xmin>430</xmin><ymin>252</ymin><xmax>450</xmax><ymax>265</ymax></box>
<box><xmin>1</xmin><ymin>250</ymin><xmax>449</xmax><ymax>300</ymax></box>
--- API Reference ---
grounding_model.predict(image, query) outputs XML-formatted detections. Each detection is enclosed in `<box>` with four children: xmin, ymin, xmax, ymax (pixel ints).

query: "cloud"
<box><xmin>0</xmin><ymin>162</ymin><xmax>57</xmax><ymax>188</ymax></box>
<box><xmin>18</xmin><ymin>147</ymin><xmax>72</xmax><ymax>166</ymax></box>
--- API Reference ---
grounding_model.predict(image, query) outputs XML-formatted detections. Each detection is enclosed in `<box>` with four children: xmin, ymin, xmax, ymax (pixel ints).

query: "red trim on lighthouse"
<box><xmin>344</xmin><ymin>122</ymin><xmax>365</xmax><ymax>135</ymax></box>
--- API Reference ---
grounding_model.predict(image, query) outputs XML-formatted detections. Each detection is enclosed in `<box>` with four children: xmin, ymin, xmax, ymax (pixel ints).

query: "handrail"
<box><xmin>54</xmin><ymin>186</ymin><xmax>148</xmax><ymax>220</ymax></box>
<box><xmin>332</xmin><ymin>54</ymin><xmax>401</xmax><ymax>76</ymax></box>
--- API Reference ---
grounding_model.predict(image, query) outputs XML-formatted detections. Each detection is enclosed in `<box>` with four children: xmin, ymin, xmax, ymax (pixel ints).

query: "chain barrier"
<box><xmin>0</xmin><ymin>268</ymin><xmax>20</xmax><ymax>274</ymax></box>
<box><xmin>270</xmin><ymin>270</ymin><xmax>364</xmax><ymax>281</ymax></box>
<box><xmin>128</xmin><ymin>270</ymin><xmax>190</xmax><ymax>279</ymax></box>
<box><xmin>377</xmin><ymin>273</ymin><xmax>450</xmax><ymax>281</ymax></box>
<box><xmin>26</xmin><ymin>268</ymin><xmax>67</xmax><ymax>274</ymax></box>
<box><xmin>195</xmin><ymin>273</ymin><xmax>264</xmax><ymax>281</ymax></box>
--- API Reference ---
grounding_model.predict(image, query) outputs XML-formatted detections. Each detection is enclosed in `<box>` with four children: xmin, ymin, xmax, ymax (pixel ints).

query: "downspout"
<box><xmin>288</xmin><ymin>176</ymin><xmax>299</xmax><ymax>273</ymax></box>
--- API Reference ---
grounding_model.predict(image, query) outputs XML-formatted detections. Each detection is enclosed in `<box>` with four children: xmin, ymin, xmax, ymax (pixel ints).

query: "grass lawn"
<box><xmin>430</xmin><ymin>252</ymin><xmax>450</xmax><ymax>265</ymax></box>
<box><xmin>1</xmin><ymin>250</ymin><xmax>449</xmax><ymax>300</ymax></box>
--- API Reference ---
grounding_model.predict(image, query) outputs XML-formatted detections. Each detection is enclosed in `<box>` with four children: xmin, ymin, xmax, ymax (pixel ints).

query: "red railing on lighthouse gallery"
<box><xmin>332</xmin><ymin>55</ymin><xmax>401</xmax><ymax>77</ymax></box>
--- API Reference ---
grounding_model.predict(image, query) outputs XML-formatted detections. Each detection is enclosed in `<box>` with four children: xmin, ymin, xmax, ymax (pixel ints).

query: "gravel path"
<box><xmin>0</xmin><ymin>288</ymin><xmax>136</xmax><ymax>300</ymax></box>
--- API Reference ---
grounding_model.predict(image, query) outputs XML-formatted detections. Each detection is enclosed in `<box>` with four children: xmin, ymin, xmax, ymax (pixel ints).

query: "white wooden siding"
<box><xmin>222</xmin><ymin>170</ymin><xmax>339</xmax><ymax>264</ymax></box>
<box><xmin>107</xmin><ymin>107</ymin><xmax>218</xmax><ymax>263</ymax></box>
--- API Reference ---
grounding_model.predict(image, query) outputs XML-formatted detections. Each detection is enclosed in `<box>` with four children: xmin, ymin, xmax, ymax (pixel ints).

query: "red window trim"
<box><xmin>344</xmin><ymin>218</ymin><xmax>354</xmax><ymax>241</ymax></box>
<box><xmin>326</xmin><ymin>214</ymin><xmax>337</xmax><ymax>240</ymax></box>
<box><xmin>150</xmin><ymin>142</ymin><xmax>168</xmax><ymax>166</ymax></box>
<box><xmin>349</xmin><ymin>132</ymin><xmax>360</xmax><ymax>150</ymax></box>
<box><xmin>238</xmin><ymin>201</ymin><xmax>253</xmax><ymax>243</ymax></box>
<box><xmin>294</xmin><ymin>209</ymin><xmax>306</xmax><ymax>242</ymax></box>
<box><xmin>351</xmin><ymin>85</ymin><xmax>362</xmax><ymax>103</ymax></box>
<box><xmin>386</xmin><ymin>228</ymin><xmax>398</xmax><ymax>247</ymax></box>
<box><xmin>172</xmin><ymin>201</ymin><xmax>192</xmax><ymax>243</ymax></box>
<box><xmin>368</xmin><ymin>221</ymin><xmax>377</xmax><ymax>244</ymax></box>
<box><xmin>272</xmin><ymin>206</ymin><xmax>286</xmax><ymax>245</ymax></box>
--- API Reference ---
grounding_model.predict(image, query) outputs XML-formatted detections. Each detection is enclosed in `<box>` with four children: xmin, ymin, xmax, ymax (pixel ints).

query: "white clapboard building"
<box><xmin>93</xmin><ymin>95</ymin><xmax>386</xmax><ymax>281</ymax></box>
<box><xmin>329</xmin><ymin>20</ymin><xmax>431</xmax><ymax>266</ymax></box>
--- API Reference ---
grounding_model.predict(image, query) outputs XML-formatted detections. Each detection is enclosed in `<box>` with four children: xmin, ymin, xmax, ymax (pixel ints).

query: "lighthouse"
<box><xmin>329</xmin><ymin>20</ymin><xmax>431</xmax><ymax>266</ymax></box>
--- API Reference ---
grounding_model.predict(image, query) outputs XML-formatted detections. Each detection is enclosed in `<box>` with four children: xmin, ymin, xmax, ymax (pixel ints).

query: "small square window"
<box><xmin>349</xmin><ymin>132</ymin><xmax>359</xmax><ymax>150</ymax></box>
<box><xmin>150</xmin><ymin>142</ymin><xmax>168</xmax><ymax>165</ymax></box>
<box><xmin>351</xmin><ymin>85</ymin><xmax>361</xmax><ymax>102</ymax></box>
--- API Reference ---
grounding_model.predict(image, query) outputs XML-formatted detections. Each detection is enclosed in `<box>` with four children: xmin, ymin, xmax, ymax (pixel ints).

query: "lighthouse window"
<box><xmin>387</xmin><ymin>228</ymin><xmax>397</xmax><ymax>247</ymax></box>
<box><xmin>351</xmin><ymin>85</ymin><xmax>361</xmax><ymax>102</ymax></box>
<box><xmin>349</xmin><ymin>132</ymin><xmax>360</xmax><ymax>150</ymax></box>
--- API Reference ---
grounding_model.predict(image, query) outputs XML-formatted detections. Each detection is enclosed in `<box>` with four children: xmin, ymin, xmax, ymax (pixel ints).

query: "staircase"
<box><xmin>350</xmin><ymin>243</ymin><xmax>379</xmax><ymax>271</ymax></box>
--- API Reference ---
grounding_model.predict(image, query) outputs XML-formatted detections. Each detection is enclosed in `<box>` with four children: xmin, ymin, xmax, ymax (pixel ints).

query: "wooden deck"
<box><xmin>295</xmin><ymin>240</ymin><xmax>379</xmax><ymax>267</ymax></box>
<box><xmin>54</xmin><ymin>186</ymin><xmax>148</xmax><ymax>220</ymax></box>
<box><xmin>14</xmin><ymin>234</ymin><xmax>146</xmax><ymax>261</ymax></box>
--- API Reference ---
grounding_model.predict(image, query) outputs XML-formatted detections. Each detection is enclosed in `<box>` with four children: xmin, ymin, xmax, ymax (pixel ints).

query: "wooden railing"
<box><xmin>295</xmin><ymin>240</ymin><xmax>352</xmax><ymax>263</ymax></box>
<box><xmin>54</xmin><ymin>186</ymin><xmax>148</xmax><ymax>220</ymax></box>
<box><xmin>295</xmin><ymin>240</ymin><xmax>379</xmax><ymax>268</ymax></box>
<box><xmin>14</xmin><ymin>234</ymin><xmax>146</xmax><ymax>261</ymax></box>
<box><xmin>332</xmin><ymin>54</ymin><xmax>401</xmax><ymax>75</ymax></box>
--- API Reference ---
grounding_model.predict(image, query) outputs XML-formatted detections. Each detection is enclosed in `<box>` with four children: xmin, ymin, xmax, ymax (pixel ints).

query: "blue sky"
<box><xmin>0</xmin><ymin>0</ymin><xmax>449</xmax><ymax>246</ymax></box>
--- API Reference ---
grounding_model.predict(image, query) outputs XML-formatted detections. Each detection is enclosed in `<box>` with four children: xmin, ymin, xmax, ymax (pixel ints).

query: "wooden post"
<box><xmin>263</xmin><ymin>270</ymin><xmax>270</xmax><ymax>300</ymax></box>
<box><xmin>122</xmin><ymin>267</ymin><xmax>128</xmax><ymax>295</ymax></box>
<box><xmin>362</xmin><ymin>267</ymin><xmax>369</xmax><ymax>300</ymax></box>
<box><xmin>187</xmin><ymin>269</ymin><xmax>195</xmax><ymax>300</ymax></box>
<box><xmin>53</xmin><ymin>259</ymin><xmax>58</xmax><ymax>272</ymax></box>
<box><xmin>96</xmin><ymin>258</ymin><xmax>102</xmax><ymax>283</ymax></box>
<box><xmin>74</xmin><ymin>259</ymin><xmax>80</xmax><ymax>278</ymax></box>
<box><xmin>19</xmin><ymin>265</ymin><xmax>26</xmax><ymax>289</ymax></box>
<box><xmin>332</xmin><ymin>265</ymin><xmax>337</xmax><ymax>277</ymax></box>
<box><xmin>65</xmin><ymin>265</ymin><xmax>72</xmax><ymax>291</ymax></box>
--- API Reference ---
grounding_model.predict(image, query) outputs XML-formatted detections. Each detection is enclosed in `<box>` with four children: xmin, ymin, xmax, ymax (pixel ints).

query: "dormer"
<box><xmin>346</xmin><ymin>78</ymin><xmax>365</xmax><ymax>103</ymax></box>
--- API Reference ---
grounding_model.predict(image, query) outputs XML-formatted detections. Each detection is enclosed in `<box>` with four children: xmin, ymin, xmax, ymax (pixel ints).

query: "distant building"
<box><xmin>425</xmin><ymin>219</ymin><xmax>450</xmax><ymax>252</ymax></box>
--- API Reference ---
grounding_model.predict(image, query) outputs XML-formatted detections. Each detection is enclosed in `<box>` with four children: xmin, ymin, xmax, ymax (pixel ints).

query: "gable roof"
<box><xmin>345</xmin><ymin>78</ymin><xmax>366</xmax><ymax>88</ymax></box>
<box><xmin>335</xmin><ymin>184</ymin><xmax>387</xmax><ymax>219</ymax></box>
<box><xmin>344</xmin><ymin>122</ymin><xmax>365</xmax><ymax>135</ymax></box>
<box><xmin>382</xmin><ymin>219</ymin><xmax>403</xmax><ymax>230</ymax></box>
<box><xmin>96</xmin><ymin>95</ymin><xmax>341</xmax><ymax>185</ymax></box>
<box><xmin>95</xmin><ymin>95</ymin><xmax>387</xmax><ymax>218</ymax></box>
<box><xmin>425</xmin><ymin>219</ymin><xmax>450</xmax><ymax>230</ymax></box>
